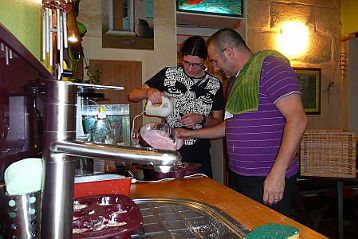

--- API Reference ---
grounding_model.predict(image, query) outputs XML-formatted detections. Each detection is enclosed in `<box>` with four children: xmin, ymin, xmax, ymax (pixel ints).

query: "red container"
<box><xmin>74</xmin><ymin>174</ymin><xmax>132</xmax><ymax>199</ymax></box>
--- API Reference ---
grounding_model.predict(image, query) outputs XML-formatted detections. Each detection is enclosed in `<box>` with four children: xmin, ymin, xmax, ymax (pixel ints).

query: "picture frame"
<box><xmin>293</xmin><ymin>67</ymin><xmax>321</xmax><ymax>114</ymax></box>
<box><xmin>176</xmin><ymin>0</ymin><xmax>244</xmax><ymax>18</ymax></box>
<box><xmin>101</xmin><ymin>0</ymin><xmax>154</xmax><ymax>50</ymax></box>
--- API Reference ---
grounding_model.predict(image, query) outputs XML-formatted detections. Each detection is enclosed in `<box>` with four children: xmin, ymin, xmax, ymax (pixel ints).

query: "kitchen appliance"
<box><xmin>131</xmin><ymin>96</ymin><xmax>173</xmax><ymax>147</ymax></box>
<box><xmin>144</xmin><ymin>95</ymin><xmax>173</xmax><ymax>117</ymax></box>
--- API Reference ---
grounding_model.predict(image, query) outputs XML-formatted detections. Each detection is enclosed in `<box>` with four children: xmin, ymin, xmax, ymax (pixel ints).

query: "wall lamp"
<box><xmin>67</xmin><ymin>32</ymin><xmax>78</xmax><ymax>43</ymax></box>
<box><xmin>276</xmin><ymin>21</ymin><xmax>309</xmax><ymax>59</ymax></box>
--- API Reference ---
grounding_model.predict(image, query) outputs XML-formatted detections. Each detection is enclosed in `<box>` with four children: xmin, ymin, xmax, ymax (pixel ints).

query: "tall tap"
<box><xmin>41</xmin><ymin>80</ymin><xmax>181</xmax><ymax>239</ymax></box>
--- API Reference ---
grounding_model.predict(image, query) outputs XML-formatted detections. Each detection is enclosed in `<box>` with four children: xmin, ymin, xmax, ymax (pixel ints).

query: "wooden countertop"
<box><xmin>130</xmin><ymin>177</ymin><xmax>328</xmax><ymax>239</ymax></box>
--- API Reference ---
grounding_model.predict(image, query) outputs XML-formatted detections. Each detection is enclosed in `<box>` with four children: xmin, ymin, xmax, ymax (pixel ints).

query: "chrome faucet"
<box><xmin>40</xmin><ymin>80</ymin><xmax>181</xmax><ymax>239</ymax></box>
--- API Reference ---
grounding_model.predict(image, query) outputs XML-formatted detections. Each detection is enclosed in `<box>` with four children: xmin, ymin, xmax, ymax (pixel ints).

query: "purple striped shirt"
<box><xmin>225</xmin><ymin>56</ymin><xmax>301</xmax><ymax>178</ymax></box>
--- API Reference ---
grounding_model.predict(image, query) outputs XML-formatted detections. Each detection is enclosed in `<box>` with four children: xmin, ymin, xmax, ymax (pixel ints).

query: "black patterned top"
<box><xmin>146</xmin><ymin>66</ymin><xmax>225</xmax><ymax>175</ymax></box>
<box><xmin>146</xmin><ymin>66</ymin><xmax>225</xmax><ymax>145</ymax></box>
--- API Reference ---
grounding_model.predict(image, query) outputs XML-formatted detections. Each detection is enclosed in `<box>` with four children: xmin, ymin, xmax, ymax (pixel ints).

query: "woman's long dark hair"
<box><xmin>181</xmin><ymin>36</ymin><xmax>207</xmax><ymax>60</ymax></box>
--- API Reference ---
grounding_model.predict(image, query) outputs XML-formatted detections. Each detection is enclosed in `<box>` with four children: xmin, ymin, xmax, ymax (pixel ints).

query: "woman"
<box><xmin>128</xmin><ymin>36</ymin><xmax>225</xmax><ymax>177</ymax></box>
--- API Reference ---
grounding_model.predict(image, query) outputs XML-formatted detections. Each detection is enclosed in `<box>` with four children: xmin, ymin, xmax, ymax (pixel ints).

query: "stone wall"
<box><xmin>246</xmin><ymin>0</ymin><xmax>343</xmax><ymax>129</ymax></box>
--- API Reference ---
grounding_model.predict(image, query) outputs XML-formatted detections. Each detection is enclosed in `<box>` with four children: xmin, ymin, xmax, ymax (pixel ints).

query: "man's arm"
<box><xmin>204</xmin><ymin>110</ymin><xmax>224</xmax><ymax>127</ymax></box>
<box><xmin>263</xmin><ymin>93</ymin><xmax>307</xmax><ymax>206</ymax></box>
<box><xmin>176</xmin><ymin>121</ymin><xmax>226</xmax><ymax>139</ymax></box>
<box><xmin>180</xmin><ymin>110</ymin><xmax>224</xmax><ymax>128</ymax></box>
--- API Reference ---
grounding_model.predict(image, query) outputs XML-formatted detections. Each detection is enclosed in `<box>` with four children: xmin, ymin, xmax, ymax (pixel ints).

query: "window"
<box><xmin>107</xmin><ymin>0</ymin><xmax>135</xmax><ymax>36</ymax></box>
<box><xmin>102</xmin><ymin>0</ymin><xmax>154</xmax><ymax>49</ymax></box>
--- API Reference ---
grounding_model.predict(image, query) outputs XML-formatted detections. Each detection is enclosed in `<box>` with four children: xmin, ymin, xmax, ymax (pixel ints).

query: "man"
<box><xmin>176</xmin><ymin>28</ymin><xmax>307</xmax><ymax>216</ymax></box>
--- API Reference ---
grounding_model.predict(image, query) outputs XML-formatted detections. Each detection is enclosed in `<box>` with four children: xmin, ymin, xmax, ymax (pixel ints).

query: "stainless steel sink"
<box><xmin>131</xmin><ymin>198</ymin><xmax>249</xmax><ymax>239</ymax></box>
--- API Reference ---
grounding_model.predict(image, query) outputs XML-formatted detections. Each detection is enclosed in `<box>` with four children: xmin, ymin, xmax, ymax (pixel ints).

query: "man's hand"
<box><xmin>180</xmin><ymin>113</ymin><xmax>204</xmax><ymax>128</ymax></box>
<box><xmin>263</xmin><ymin>172</ymin><xmax>285</xmax><ymax>206</ymax></box>
<box><xmin>175</xmin><ymin>128</ymin><xmax>193</xmax><ymax>139</ymax></box>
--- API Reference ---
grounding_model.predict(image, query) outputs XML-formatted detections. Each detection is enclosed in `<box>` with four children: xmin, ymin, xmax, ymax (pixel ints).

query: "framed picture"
<box><xmin>293</xmin><ymin>67</ymin><xmax>321</xmax><ymax>114</ymax></box>
<box><xmin>176</xmin><ymin>0</ymin><xmax>244</xmax><ymax>18</ymax></box>
<box><xmin>102</xmin><ymin>0</ymin><xmax>154</xmax><ymax>50</ymax></box>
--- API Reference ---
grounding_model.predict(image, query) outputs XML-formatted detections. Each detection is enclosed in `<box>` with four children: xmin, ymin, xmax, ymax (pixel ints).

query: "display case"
<box><xmin>79</xmin><ymin>104</ymin><xmax>131</xmax><ymax>147</ymax></box>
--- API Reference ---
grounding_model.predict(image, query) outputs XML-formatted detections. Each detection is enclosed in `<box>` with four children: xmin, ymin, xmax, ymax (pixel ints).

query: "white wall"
<box><xmin>78</xmin><ymin>0</ymin><xmax>177</xmax><ymax>84</ymax></box>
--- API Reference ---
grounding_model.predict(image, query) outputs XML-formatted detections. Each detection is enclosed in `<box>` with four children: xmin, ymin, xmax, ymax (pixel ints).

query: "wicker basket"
<box><xmin>300</xmin><ymin>129</ymin><xmax>357</xmax><ymax>179</ymax></box>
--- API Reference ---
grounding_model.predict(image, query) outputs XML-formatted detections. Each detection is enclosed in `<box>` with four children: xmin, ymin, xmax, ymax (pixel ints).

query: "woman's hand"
<box><xmin>146</xmin><ymin>88</ymin><xmax>164</xmax><ymax>104</ymax></box>
<box><xmin>180</xmin><ymin>113</ymin><xmax>205</xmax><ymax>128</ymax></box>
